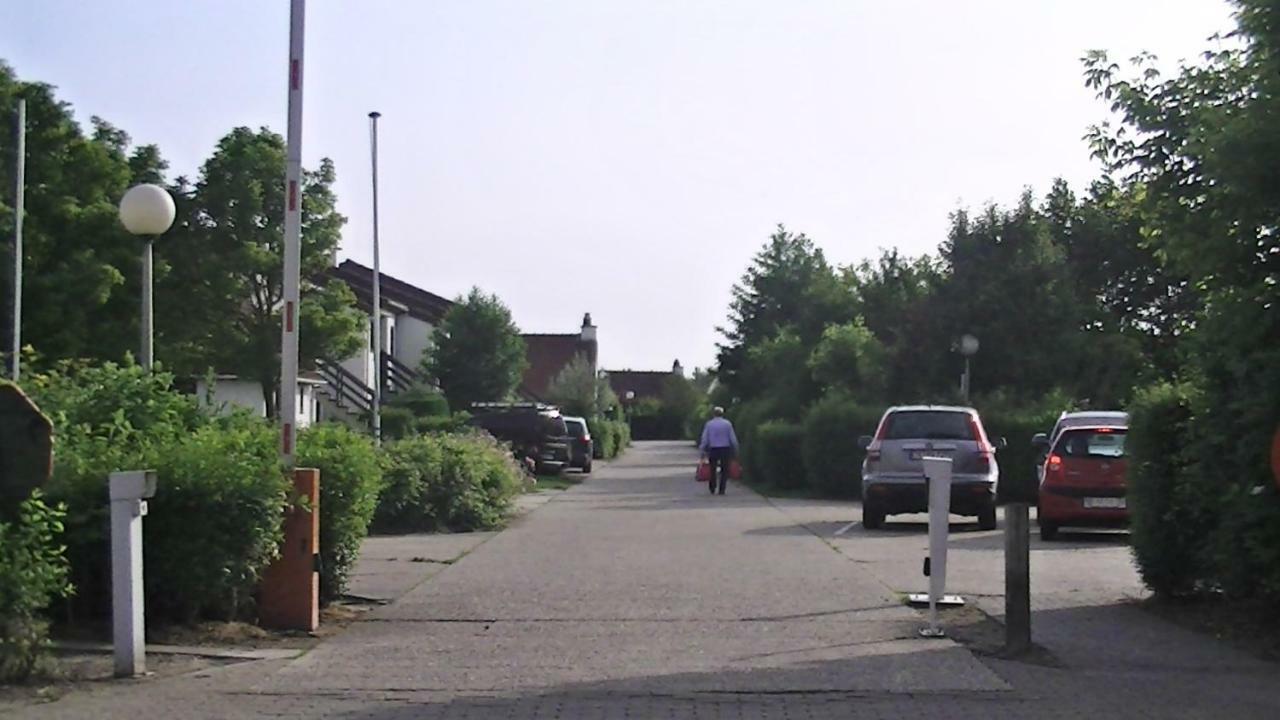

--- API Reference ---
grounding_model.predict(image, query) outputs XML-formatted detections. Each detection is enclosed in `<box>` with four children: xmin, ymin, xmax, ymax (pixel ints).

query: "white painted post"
<box><xmin>921</xmin><ymin>456</ymin><xmax>953</xmax><ymax>638</ymax></box>
<box><xmin>280</xmin><ymin>0</ymin><xmax>306</xmax><ymax>464</ymax></box>
<box><xmin>109</xmin><ymin>470</ymin><xmax>157</xmax><ymax>677</ymax></box>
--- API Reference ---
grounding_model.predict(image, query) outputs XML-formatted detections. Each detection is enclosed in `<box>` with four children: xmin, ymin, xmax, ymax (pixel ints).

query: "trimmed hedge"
<box><xmin>296</xmin><ymin>423</ymin><xmax>385</xmax><ymax>603</ymax></box>
<box><xmin>801</xmin><ymin>396</ymin><xmax>883</xmax><ymax>498</ymax></box>
<box><xmin>751</xmin><ymin>421</ymin><xmax>806</xmax><ymax>490</ymax></box>
<box><xmin>1127</xmin><ymin>382</ymin><xmax>1213</xmax><ymax>598</ymax></box>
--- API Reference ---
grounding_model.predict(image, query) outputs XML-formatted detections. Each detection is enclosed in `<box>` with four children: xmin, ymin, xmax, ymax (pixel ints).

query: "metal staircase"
<box><xmin>315</xmin><ymin>353</ymin><xmax>428</xmax><ymax>430</ymax></box>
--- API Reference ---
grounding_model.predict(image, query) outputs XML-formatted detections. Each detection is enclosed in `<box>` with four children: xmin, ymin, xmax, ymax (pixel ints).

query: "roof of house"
<box><xmin>520</xmin><ymin>334</ymin><xmax>597</xmax><ymax>401</ymax></box>
<box><xmin>605</xmin><ymin>369</ymin><xmax>674</xmax><ymax>401</ymax></box>
<box><xmin>331</xmin><ymin>259</ymin><xmax>454</xmax><ymax>324</ymax></box>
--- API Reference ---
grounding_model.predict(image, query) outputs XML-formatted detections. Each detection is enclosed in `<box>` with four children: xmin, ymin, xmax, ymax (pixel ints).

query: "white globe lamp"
<box><xmin>118</xmin><ymin>184</ymin><xmax>176</xmax><ymax>370</ymax></box>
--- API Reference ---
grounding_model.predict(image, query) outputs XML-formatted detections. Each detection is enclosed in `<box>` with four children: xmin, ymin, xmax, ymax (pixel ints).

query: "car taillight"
<box><xmin>1045</xmin><ymin>454</ymin><xmax>1063</xmax><ymax>481</ymax></box>
<box><xmin>973</xmin><ymin>452</ymin><xmax>991</xmax><ymax>473</ymax></box>
<box><xmin>867</xmin><ymin>448</ymin><xmax>881</xmax><ymax>462</ymax></box>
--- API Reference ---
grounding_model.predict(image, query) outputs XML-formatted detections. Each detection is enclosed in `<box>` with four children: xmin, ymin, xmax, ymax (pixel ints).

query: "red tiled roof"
<box><xmin>520</xmin><ymin>334</ymin><xmax>596</xmax><ymax>401</ymax></box>
<box><xmin>605</xmin><ymin>370</ymin><xmax>673</xmax><ymax>402</ymax></box>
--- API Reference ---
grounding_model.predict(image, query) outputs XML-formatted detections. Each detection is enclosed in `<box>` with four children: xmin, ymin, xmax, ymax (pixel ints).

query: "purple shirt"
<box><xmin>700</xmin><ymin>417</ymin><xmax>739</xmax><ymax>452</ymax></box>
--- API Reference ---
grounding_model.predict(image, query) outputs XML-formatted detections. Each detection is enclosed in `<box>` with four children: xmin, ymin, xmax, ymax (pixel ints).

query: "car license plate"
<box><xmin>1084</xmin><ymin>497</ymin><xmax>1125</xmax><ymax>509</ymax></box>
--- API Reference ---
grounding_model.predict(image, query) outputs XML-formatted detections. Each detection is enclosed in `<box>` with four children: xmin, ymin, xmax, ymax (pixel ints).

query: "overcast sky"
<box><xmin>3</xmin><ymin>1</ymin><xmax>1236</xmax><ymax>371</ymax></box>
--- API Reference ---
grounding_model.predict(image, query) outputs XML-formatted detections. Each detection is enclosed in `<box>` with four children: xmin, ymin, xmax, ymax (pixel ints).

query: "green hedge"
<box><xmin>801</xmin><ymin>396</ymin><xmax>882</xmax><ymax>498</ymax></box>
<box><xmin>0</xmin><ymin>491</ymin><xmax>73</xmax><ymax>681</ymax></box>
<box><xmin>373</xmin><ymin>432</ymin><xmax>525</xmax><ymax>534</ymax></box>
<box><xmin>297</xmin><ymin>423</ymin><xmax>385</xmax><ymax>603</ymax></box>
<box><xmin>751</xmin><ymin>421</ymin><xmax>806</xmax><ymax>490</ymax></box>
<box><xmin>587</xmin><ymin>417</ymin><xmax>629</xmax><ymax>459</ymax></box>
<box><xmin>1127</xmin><ymin>382</ymin><xmax>1214</xmax><ymax>598</ymax></box>
<box><xmin>145</xmin><ymin>421</ymin><xmax>289</xmax><ymax>621</ymax></box>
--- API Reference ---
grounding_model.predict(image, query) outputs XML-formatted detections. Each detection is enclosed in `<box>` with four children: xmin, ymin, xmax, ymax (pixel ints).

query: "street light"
<box><xmin>118</xmin><ymin>184</ymin><xmax>176</xmax><ymax>370</ymax></box>
<box><xmin>957</xmin><ymin>333</ymin><xmax>979</xmax><ymax>404</ymax></box>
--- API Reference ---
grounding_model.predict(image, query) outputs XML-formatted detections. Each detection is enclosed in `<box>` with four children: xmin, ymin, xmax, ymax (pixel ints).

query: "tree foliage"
<box><xmin>426</xmin><ymin>289</ymin><xmax>527</xmax><ymax>411</ymax></box>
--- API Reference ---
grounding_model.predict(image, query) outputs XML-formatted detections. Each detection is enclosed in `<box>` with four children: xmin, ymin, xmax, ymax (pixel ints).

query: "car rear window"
<box><xmin>565</xmin><ymin>420</ymin><xmax>587</xmax><ymax>438</ymax></box>
<box><xmin>1055</xmin><ymin>429</ymin><xmax>1127</xmax><ymax>458</ymax></box>
<box><xmin>880</xmin><ymin>411</ymin><xmax>976</xmax><ymax>441</ymax></box>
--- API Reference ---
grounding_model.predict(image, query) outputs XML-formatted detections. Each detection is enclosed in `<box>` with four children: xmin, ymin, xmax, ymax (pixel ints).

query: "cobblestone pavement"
<box><xmin>12</xmin><ymin>442</ymin><xmax>1278</xmax><ymax>719</ymax></box>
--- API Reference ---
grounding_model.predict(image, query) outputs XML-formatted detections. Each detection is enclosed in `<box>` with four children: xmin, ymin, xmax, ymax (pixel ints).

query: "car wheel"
<box><xmin>863</xmin><ymin>501</ymin><xmax>885</xmax><ymax>530</ymax></box>
<box><xmin>978</xmin><ymin>502</ymin><xmax>998</xmax><ymax>531</ymax></box>
<box><xmin>582</xmin><ymin>460</ymin><xmax>593</xmax><ymax>474</ymax></box>
<box><xmin>1039</xmin><ymin>521</ymin><xmax>1058</xmax><ymax>541</ymax></box>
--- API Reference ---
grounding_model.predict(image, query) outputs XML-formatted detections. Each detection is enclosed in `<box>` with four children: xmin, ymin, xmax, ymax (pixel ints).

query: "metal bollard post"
<box><xmin>109</xmin><ymin>470</ymin><xmax>157</xmax><ymax>678</ymax></box>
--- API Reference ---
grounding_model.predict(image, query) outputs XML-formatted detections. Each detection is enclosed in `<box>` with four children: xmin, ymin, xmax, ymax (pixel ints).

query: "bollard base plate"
<box><xmin>907</xmin><ymin>593</ymin><xmax>965</xmax><ymax>606</ymax></box>
<box><xmin>919</xmin><ymin>626</ymin><xmax>947</xmax><ymax>638</ymax></box>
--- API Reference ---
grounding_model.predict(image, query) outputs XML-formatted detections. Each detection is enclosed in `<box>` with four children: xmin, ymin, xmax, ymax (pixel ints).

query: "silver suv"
<box><xmin>858</xmin><ymin>406</ymin><xmax>1005</xmax><ymax>530</ymax></box>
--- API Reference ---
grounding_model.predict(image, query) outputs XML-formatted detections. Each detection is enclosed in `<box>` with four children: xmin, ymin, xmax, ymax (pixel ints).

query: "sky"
<box><xmin>3</xmin><ymin>0</ymin><xmax>1237</xmax><ymax>372</ymax></box>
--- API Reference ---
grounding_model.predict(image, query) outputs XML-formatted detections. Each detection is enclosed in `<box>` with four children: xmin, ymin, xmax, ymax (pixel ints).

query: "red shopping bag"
<box><xmin>696</xmin><ymin>460</ymin><xmax>712</xmax><ymax>482</ymax></box>
<box><xmin>728</xmin><ymin>459</ymin><xmax>743</xmax><ymax>480</ymax></box>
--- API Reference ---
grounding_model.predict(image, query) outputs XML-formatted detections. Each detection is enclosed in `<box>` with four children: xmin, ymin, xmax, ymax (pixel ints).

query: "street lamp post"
<box><xmin>958</xmin><ymin>334</ymin><xmax>979</xmax><ymax>404</ymax></box>
<box><xmin>118</xmin><ymin>184</ymin><xmax>176</xmax><ymax>370</ymax></box>
<box><xmin>368</xmin><ymin>111</ymin><xmax>383</xmax><ymax>446</ymax></box>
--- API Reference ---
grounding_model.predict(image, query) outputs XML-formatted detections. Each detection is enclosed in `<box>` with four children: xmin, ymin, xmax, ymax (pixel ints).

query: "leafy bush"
<box><xmin>801</xmin><ymin>395</ymin><xmax>883</xmax><ymax>498</ymax></box>
<box><xmin>751</xmin><ymin>421</ymin><xmax>806</xmax><ymax>490</ymax></box>
<box><xmin>430</xmin><ymin>432</ymin><xmax>527</xmax><ymax>531</ymax></box>
<box><xmin>297</xmin><ymin>423</ymin><xmax>385</xmax><ymax>603</ymax></box>
<box><xmin>379</xmin><ymin>406</ymin><xmax>418</xmax><ymax>441</ymax></box>
<box><xmin>373</xmin><ymin>436</ymin><xmax>446</xmax><ymax>533</ymax></box>
<box><xmin>586</xmin><ymin>417</ymin><xmax>629</xmax><ymax>459</ymax></box>
<box><xmin>0</xmin><ymin>491</ymin><xmax>73</xmax><ymax>682</ymax></box>
<box><xmin>1126</xmin><ymin>382</ymin><xmax>1211</xmax><ymax>598</ymax></box>
<box><xmin>29</xmin><ymin>364</ymin><xmax>213</xmax><ymax>621</ymax></box>
<box><xmin>144</xmin><ymin>423</ymin><xmax>289</xmax><ymax>621</ymax></box>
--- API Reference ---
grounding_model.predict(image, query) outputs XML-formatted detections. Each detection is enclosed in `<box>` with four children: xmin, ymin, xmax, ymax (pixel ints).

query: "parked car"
<box><xmin>1032</xmin><ymin>411</ymin><xmax>1129</xmax><ymax>484</ymax></box>
<box><xmin>469</xmin><ymin>403</ymin><xmax>572</xmax><ymax>474</ymax></box>
<box><xmin>858</xmin><ymin>405</ymin><xmax>1005</xmax><ymax>530</ymax></box>
<box><xmin>562</xmin><ymin>416</ymin><xmax>594</xmax><ymax>473</ymax></box>
<box><xmin>1035</xmin><ymin>423</ymin><xmax>1129</xmax><ymax>540</ymax></box>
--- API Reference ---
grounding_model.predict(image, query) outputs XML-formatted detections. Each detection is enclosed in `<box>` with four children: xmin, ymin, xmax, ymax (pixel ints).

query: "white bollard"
<box><xmin>920</xmin><ymin>456</ymin><xmax>952</xmax><ymax>638</ymax></box>
<box><xmin>109</xmin><ymin>470</ymin><xmax>157</xmax><ymax>678</ymax></box>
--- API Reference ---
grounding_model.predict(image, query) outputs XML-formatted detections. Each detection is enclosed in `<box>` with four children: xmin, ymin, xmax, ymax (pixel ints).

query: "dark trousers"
<box><xmin>707</xmin><ymin>447</ymin><xmax>734</xmax><ymax>494</ymax></box>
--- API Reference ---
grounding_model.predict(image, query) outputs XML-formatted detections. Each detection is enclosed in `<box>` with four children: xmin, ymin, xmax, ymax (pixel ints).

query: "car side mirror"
<box><xmin>995</xmin><ymin>436</ymin><xmax>1008</xmax><ymax>451</ymax></box>
<box><xmin>1031</xmin><ymin>433</ymin><xmax>1049</xmax><ymax>449</ymax></box>
<box><xmin>857</xmin><ymin>435</ymin><xmax>872</xmax><ymax>451</ymax></box>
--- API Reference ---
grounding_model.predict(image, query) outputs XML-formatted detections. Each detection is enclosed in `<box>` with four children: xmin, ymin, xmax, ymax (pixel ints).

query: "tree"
<box><xmin>715</xmin><ymin>225</ymin><xmax>853</xmax><ymax>406</ymax></box>
<box><xmin>545</xmin><ymin>354</ymin><xmax>598</xmax><ymax>417</ymax></box>
<box><xmin>425</xmin><ymin>289</ymin><xmax>527</xmax><ymax>411</ymax></box>
<box><xmin>808</xmin><ymin>319</ymin><xmax>888</xmax><ymax>401</ymax></box>
<box><xmin>0</xmin><ymin>64</ymin><xmax>167</xmax><ymax>366</ymax></box>
<box><xmin>154</xmin><ymin>127</ymin><xmax>362</xmax><ymax>416</ymax></box>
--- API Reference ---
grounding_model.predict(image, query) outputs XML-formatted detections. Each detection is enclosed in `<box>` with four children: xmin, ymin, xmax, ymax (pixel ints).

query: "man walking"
<box><xmin>699</xmin><ymin>406</ymin><xmax>739</xmax><ymax>495</ymax></box>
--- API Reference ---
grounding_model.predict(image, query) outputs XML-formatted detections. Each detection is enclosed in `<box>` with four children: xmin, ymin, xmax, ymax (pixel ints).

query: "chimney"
<box><xmin>580</xmin><ymin>313</ymin><xmax>597</xmax><ymax>343</ymax></box>
<box><xmin>672</xmin><ymin>359</ymin><xmax>684</xmax><ymax>377</ymax></box>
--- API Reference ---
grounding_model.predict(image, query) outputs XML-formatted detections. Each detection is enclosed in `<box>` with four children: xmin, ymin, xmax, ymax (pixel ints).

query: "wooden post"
<box><xmin>260</xmin><ymin>468</ymin><xmax>320</xmax><ymax>631</ymax></box>
<box><xmin>1005</xmin><ymin>502</ymin><xmax>1032</xmax><ymax>655</ymax></box>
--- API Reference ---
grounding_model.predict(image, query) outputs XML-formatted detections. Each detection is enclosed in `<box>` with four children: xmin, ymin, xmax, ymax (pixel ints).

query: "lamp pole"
<box><xmin>368</xmin><ymin>111</ymin><xmax>382</xmax><ymax>446</ymax></box>
<box><xmin>10</xmin><ymin>99</ymin><xmax>25</xmax><ymax>381</ymax></box>
<box><xmin>958</xmin><ymin>334</ymin><xmax>979</xmax><ymax>404</ymax></box>
<box><xmin>118</xmin><ymin>184</ymin><xmax>176</xmax><ymax>371</ymax></box>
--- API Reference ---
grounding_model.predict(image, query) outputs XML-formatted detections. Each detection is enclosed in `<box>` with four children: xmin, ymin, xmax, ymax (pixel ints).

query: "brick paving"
<box><xmin>10</xmin><ymin>442</ymin><xmax>1278</xmax><ymax>719</ymax></box>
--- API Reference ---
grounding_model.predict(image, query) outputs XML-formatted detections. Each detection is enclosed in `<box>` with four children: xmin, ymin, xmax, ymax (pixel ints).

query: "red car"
<box><xmin>1037</xmin><ymin>425</ymin><xmax>1128</xmax><ymax>541</ymax></box>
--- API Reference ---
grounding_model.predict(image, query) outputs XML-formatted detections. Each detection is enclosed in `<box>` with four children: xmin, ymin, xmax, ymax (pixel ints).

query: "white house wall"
<box><xmin>195</xmin><ymin>379</ymin><xmax>318</xmax><ymax>428</ymax></box>
<box><xmin>395</xmin><ymin>315</ymin><xmax>435</xmax><ymax>370</ymax></box>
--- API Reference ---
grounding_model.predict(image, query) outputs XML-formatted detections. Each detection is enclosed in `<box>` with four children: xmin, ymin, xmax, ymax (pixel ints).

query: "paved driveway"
<box><xmin>15</xmin><ymin>441</ymin><xmax>1279</xmax><ymax>719</ymax></box>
